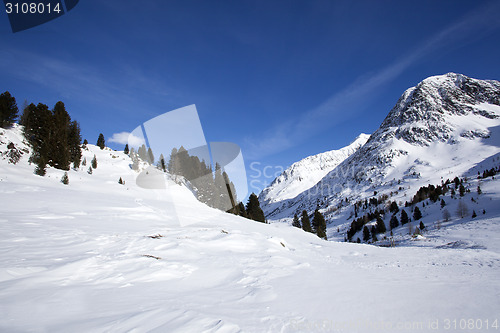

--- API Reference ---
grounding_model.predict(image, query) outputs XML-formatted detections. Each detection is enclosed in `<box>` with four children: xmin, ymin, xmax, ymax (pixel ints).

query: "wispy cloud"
<box><xmin>0</xmin><ymin>48</ymin><xmax>178</xmax><ymax>117</ymax></box>
<box><xmin>244</xmin><ymin>1</ymin><xmax>500</xmax><ymax>160</ymax></box>
<box><xmin>109</xmin><ymin>132</ymin><xmax>144</xmax><ymax>147</ymax></box>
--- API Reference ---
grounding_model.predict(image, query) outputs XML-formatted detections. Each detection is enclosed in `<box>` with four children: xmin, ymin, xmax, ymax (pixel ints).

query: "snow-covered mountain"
<box><xmin>2</xmin><ymin>108</ymin><xmax>500</xmax><ymax>331</ymax></box>
<box><xmin>263</xmin><ymin>73</ymin><xmax>500</xmax><ymax>220</ymax></box>
<box><xmin>258</xmin><ymin>133</ymin><xmax>369</xmax><ymax>206</ymax></box>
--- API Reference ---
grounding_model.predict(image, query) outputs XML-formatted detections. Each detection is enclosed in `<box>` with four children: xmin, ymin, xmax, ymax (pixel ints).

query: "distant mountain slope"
<box><xmin>264</xmin><ymin>73</ymin><xmax>500</xmax><ymax>220</ymax></box>
<box><xmin>258</xmin><ymin>133</ymin><xmax>369</xmax><ymax>208</ymax></box>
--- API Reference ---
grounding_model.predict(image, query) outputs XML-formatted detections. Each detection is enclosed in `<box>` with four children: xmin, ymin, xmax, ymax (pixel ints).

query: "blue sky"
<box><xmin>1</xmin><ymin>0</ymin><xmax>500</xmax><ymax>197</ymax></box>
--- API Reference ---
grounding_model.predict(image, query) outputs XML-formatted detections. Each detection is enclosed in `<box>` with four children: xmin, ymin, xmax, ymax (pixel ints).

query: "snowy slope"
<box><xmin>1</xmin><ymin>125</ymin><xmax>500</xmax><ymax>332</ymax></box>
<box><xmin>264</xmin><ymin>73</ymin><xmax>500</xmax><ymax>221</ymax></box>
<box><xmin>259</xmin><ymin>134</ymin><xmax>369</xmax><ymax>210</ymax></box>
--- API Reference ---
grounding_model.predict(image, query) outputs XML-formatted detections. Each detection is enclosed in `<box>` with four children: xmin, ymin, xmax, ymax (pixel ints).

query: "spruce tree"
<box><xmin>147</xmin><ymin>147</ymin><xmax>154</xmax><ymax>164</ymax></box>
<box><xmin>51</xmin><ymin>101</ymin><xmax>71</xmax><ymax>170</ymax></box>
<box><xmin>118</xmin><ymin>177</ymin><xmax>124</xmax><ymax>185</ymax></box>
<box><xmin>371</xmin><ymin>225</ymin><xmax>378</xmax><ymax>242</ymax></box>
<box><xmin>477</xmin><ymin>185</ymin><xmax>482</xmax><ymax>195</ymax></box>
<box><xmin>245</xmin><ymin>193</ymin><xmax>265</xmax><ymax>223</ymax></box>
<box><xmin>124</xmin><ymin>144</ymin><xmax>129</xmax><ymax>155</ymax></box>
<box><xmin>413</xmin><ymin>206</ymin><xmax>422</xmax><ymax>220</ymax></box>
<box><xmin>301</xmin><ymin>210</ymin><xmax>312</xmax><ymax>233</ymax></box>
<box><xmin>0</xmin><ymin>91</ymin><xmax>18</xmax><ymax>128</ymax></box>
<box><xmin>456</xmin><ymin>200</ymin><xmax>469</xmax><ymax>218</ymax></box>
<box><xmin>471</xmin><ymin>210</ymin><xmax>477</xmax><ymax>218</ymax></box>
<box><xmin>237</xmin><ymin>202</ymin><xmax>247</xmax><ymax>218</ymax></box>
<box><xmin>61</xmin><ymin>172</ymin><xmax>69</xmax><ymax>185</ymax></box>
<box><xmin>313</xmin><ymin>208</ymin><xmax>327</xmax><ymax>239</ymax></box>
<box><xmin>400</xmin><ymin>209</ymin><xmax>409</xmax><ymax>225</ymax></box>
<box><xmin>442</xmin><ymin>208</ymin><xmax>451</xmax><ymax>222</ymax></box>
<box><xmin>459</xmin><ymin>184</ymin><xmax>465</xmax><ymax>197</ymax></box>
<box><xmin>87</xmin><ymin>166</ymin><xmax>93</xmax><ymax>174</ymax></box>
<box><xmin>96</xmin><ymin>133</ymin><xmax>105</xmax><ymax>150</ymax></box>
<box><xmin>440</xmin><ymin>199</ymin><xmax>446</xmax><ymax>208</ymax></box>
<box><xmin>363</xmin><ymin>226</ymin><xmax>370</xmax><ymax>242</ymax></box>
<box><xmin>375</xmin><ymin>215</ymin><xmax>386</xmax><ymax>233</ymax></box>
<box><xmin>67</xmin><ymin>120</ymin><xmax>82</xmax><ymax>169</ymax></box>
<box><xmin>91</xmin><ymin>155</ymin><xmax>97</xmax><ymax>169</ymax></box>
<box><xmin>419</xmin><ymin>221</ymin><xmax>425</xmax><ymax>230</ymax></box>
<box><xmin>158</xmin><ymin>154</ymin><xmax>166</xmax><ymax>172</ymax></box>
<box><xmin>292</xmin><ymin>214</ymin><xmax>301</xmax><ymax>228</ymax></box>
<box><xmin>390</xmin><ymin>214</ymin><xmax>399</xmax><ymax>230</ymax></box>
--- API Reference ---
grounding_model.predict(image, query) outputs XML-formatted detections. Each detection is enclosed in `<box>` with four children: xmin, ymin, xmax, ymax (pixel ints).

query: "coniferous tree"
<box><xmin>371</xmin><ymin>225</ymin><xmax>378</xmax><ymax>242</ymax></box>
<box><xmin>51</xmin><ymin>101</ymin><xmax>71</xmax><ymax>170</ymax></box>
<box><xmin>477</xmin><ymin>185</ymin><xmax>482</xmax><ymax>195</ymax></box>
<box><xmin>246</xmin><ymin>193</ymin><xmax>265</xmax><ymax>223</ymax></box>
<box><xmin>363</xmin><ymin>226</ymin><xmax>370</xmax><ymax>242</ymax></box>
<box><xmin>389</xmin><ymin>201</ymin><xmax>399</xmax><ymax>213</ymax></box>
<box><xmin>118</xmin><ymin>177</ymin><xmax>124</xmax><ymax>185</ymax></box>
<box><xmin>442</xmin><ymin>208</ymin><xmax>451</xmax><ymax>222</ymax></box>
<box><xmin>237</xmin><ymin>202</ymin><xmax>247</xmax><ymax>218</ymax></box>
<box><xmin>292</xmin><ymin>214</ymin><xmax>301</xmax><ymax>228</ymax></box>
<box><xmin>158</xmin><ymin>154</ymin><xmax>166</xmax><ymax>172</ymax></box>
<box><xmin>67</xmin><ymin>120</ymin><xmax>82</xmax><ymax>169</ymax></box>
<box><xmin>61</xmin><ymin>172</ymin><xmax>69</xmax><ymax>185</ymax></box>
<box><xmin>0</xmin><ymin>91</ymin><xmax>18</xmax><ymax>128</ymax></box>
<box><xmin>440</xmin><ymin>199</ymin><xmax>446</xmax><ymax>208</ymax></box>
<box><xmin>459</xmin><ymin>184</ymin><xmax>465</xmax><ymax>197</ymax></box>
<box><xmin>400</xmin><ymin>209</ymin><xmax>409</xmax><ymax>225</ymax></box>
<box><xmin>301</xmin><ymin>210</ymin><xmax>312</xmax><ymax>233</ymax></box>
<box><xmin>390</xmin><ymin>214</ymin><xmax>399</xmax><ymax>230</ymax></box>
<box><xmin>456</xmin><ymin>200</ymin><xmax>469</xmax><ymax>218</ymax></box>
<box><xmin>375</xmin><ymin>215</ymin><xmax>386</xmax><ymax>233</ymax></box>
<box><xmin>96</xmin><ymin>133</ymin><xmax>105</xmax><ymax>150</ymax></box>
<box><xmin>91</xmin><ymin>155</ymin><xmax>97</xmax><ymax>169</ymax></box>
<box><xmin>472</xmin><ymin>210</ymin><xmax>477</xmax><ymax>218</ymax></box>
<box><xmin>87</xmin><ymin>166</ymin><xmax>93</xmax><ymax>174</ymax></box>
<box><xmin>82</xmin><ymin>157</ymin><xmax>87</xmax><ymax>166</ymax></box>
<box><xmin>313</xmin><ymin>208</ymin><xmax>327</xmax><ymax>239</ymax></box>
<box><xmin>147</xmin><ymin>147</ymin><xmax>154</xmax><ymax>164</ymax></box>
<box><xmin>413</xmin><ymin>206</ymin><xmax>422</xmax><ymax>220</ymax></box>
<box><xmin>419</xmin><ymin>221</ymin><xmax>425</xmax><ymax>230</ymax></box>
<box><xmin>124</xmin><ymin>144</ymin><xmax>129</xmax><ymax>155</ymax></box>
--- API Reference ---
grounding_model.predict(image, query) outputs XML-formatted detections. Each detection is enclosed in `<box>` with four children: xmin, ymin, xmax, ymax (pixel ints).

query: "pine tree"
<box><xmin>363</xmin><ymin>226</ymin><xmax>370</xmax><ymax>242</ymax></box>
<box><xmin>413</xmin><ymin>206</ymin><xmax>422</xmax><ymax>220</ymax></box>
<box><xmin>82</xmin><ymin>157</ymin><xmax>87</xmax><ymax>166</ymax></box>
<box><xmin>471</xmin><ymin>210</ymin><xmax>477</xmax><ymax>218</ymax></box>
<box><xmin>91</xmin><ymin>155</ymin><xmax>97</xmax><ymax>169</ymax></box>
<box><xmin>147</xmin><ymin>147</ymin><xmax>154</xmax><ymax>164</ymax></box>
<box><xmin>237</xmin><ymin>202</ymin><xmax>248</xmax><ymax>218</ymax></box>
<box><xmin>442</xmin><ymin>208</ymin><xmax>451</xmax><ymax>222</ymax></box>
<box><xmin>313</xmin><ymin>208</ymin><xmax>327</xmax><ymax>239</ymax></box>
<box><xmin>419</xmin><ymin>221</ymin><xmax>425</xmax><ymax>230</ymax></box>
<box><xmin>0</xmin><ymin>91</ymin><xmax>18</xmax><ymax>128</ymax></box>
<box><xmin>390</xmin><ymin>214</ymin><xmax>399</xmax><ymax>230</ymax></box>
<box><xmin>61</xmin><ymin>172</ymin><xmax>69</xmax><ymax>185</ymax></box>
<box><xmin>96</xmin><ymin>133</ymin><xmax>105</xmax><ymax>150</ymax></box>
<box><xmin>301</xmin><ymin>210</ymin><xmax>312</xmax><ymax>233</ymax></box>
<box><xmin>400</xmin><ymin>209</ymin><xmax>409</xmax><ymax>225</ymax></box>
<box><xmin>158</xmin><ymin>154</ymin><xmax>166</xmax><ymax>172</ymax></box>
<box><xmin>118</xmin><ymin>177</ymin><xmax>124</xmax><ymax>185</ymax></box>
<box><xmin>245</xmin><ymin>193</ymin><xmax>265</xmax><ymax>223</ymax></box>
<box><xmin>34</xmin><ymin>158</ymin><xmax>47</xmax><ymax>176</ymax></box>
<box><xmin>292</xmin><ymin>214</ymin><xmax>301</xmax><ymax>228</ymax></box>
<box><xmin>51</xmin><ymin>101</ymin><xmax>71</xmax><ymax>170</ymax></box>
<box><xmin>459</xmin><ymin>184</ymin><xmax>465</xmax><ymax>197</ymax></box>
<box><xmin>124</xmin><ymin>144</ymin><xmax>129</xmax><ymax>155</ymax></box>
<box><xmin>87</xmin><ymin>166</ymin><xmax>93</xmax><ymax>174</ymax></box>
<box><xmin>389</xmin><ymin>201</ymin><xmax>399</xmax><ymax>213</ymax></box>
<box><xmin>67</xmin><ymin>120</ymin><xmax>82</xmax><ymax>169</ymax></box>
<box><xmin>456</xmin><ymin>200</ymin><xmax>469</xmax><ymax>218</ymax></box>
<box><xmin>375</xmin><ymin>215</ymin><xmax>386</xmax><ymax>233</ymax></box>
